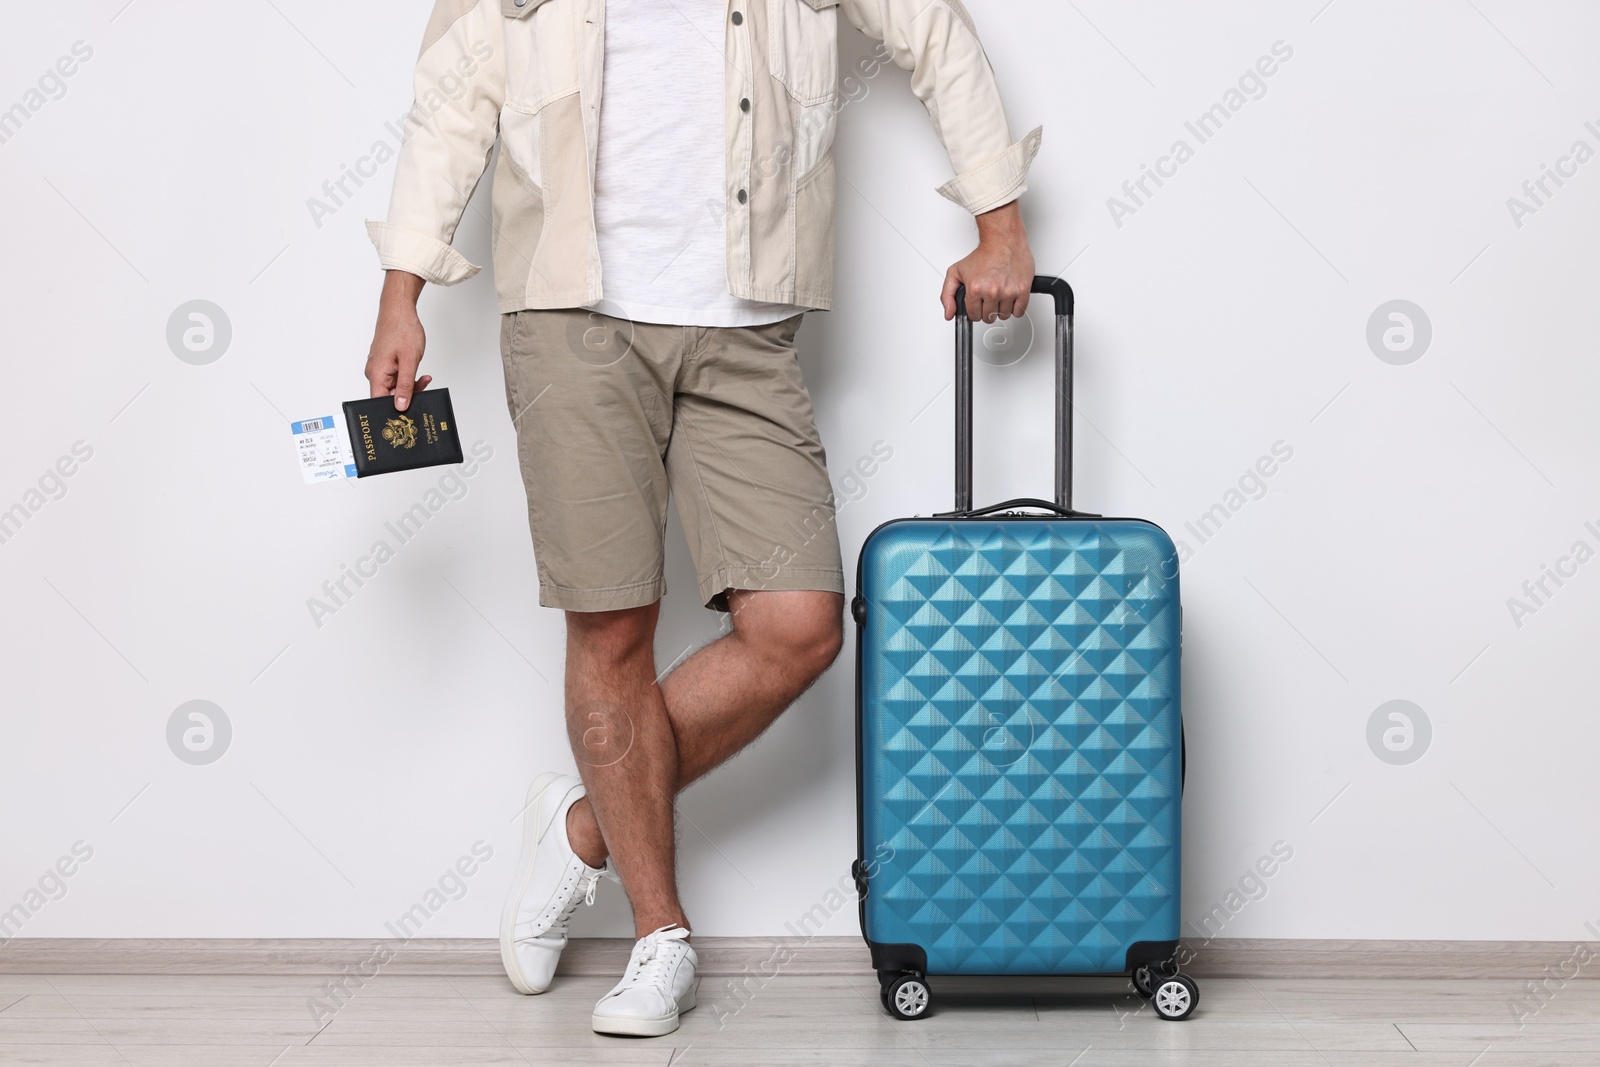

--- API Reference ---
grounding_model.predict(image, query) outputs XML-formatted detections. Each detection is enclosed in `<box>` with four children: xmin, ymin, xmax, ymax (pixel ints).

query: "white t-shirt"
<box><xmin>586</xmin><ymin>0</ymin><xmax>807</xmax><ymax>328</ymax></box>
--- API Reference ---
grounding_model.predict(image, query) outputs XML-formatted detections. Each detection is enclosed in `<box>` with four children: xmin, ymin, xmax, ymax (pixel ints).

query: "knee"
<box><xmin>746</xmin><ymin>593</ymin><xmax>844</xmax><ymax>680</ymax></box>
<box><xmin>789</xmin><ymin>618</ymin><xmax>843</xmax><ymax>682</ymax></box>
<box><xmin>566</xmin><ymin>605</ymin><xmax>656</xmax><ymax>667</ymax></box>
<box><xmin>809</xmin><ymin>610</ymin><xmax>845</xmax><ymax>677</ymax></box>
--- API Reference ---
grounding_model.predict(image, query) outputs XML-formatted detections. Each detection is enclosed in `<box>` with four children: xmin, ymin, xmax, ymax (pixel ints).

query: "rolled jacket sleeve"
<box><xmin>365</xmin><ymin>220</ymin><xmax>483</xmax><ymax>285</ymax></box>
<box><xmin>366</xmin><ymin>0</ymin><xmax>506</xmax><ymax>286</ymax></box>
<box><xmin>839</xmin><ymin>0</ymin><xmax>1041</xmax><ymax>215</ymax></box>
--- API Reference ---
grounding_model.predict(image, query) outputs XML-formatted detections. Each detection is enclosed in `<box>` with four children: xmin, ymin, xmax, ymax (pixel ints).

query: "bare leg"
<box><xmin>563</xmin><ymin>590</ymin><xmax>844</xmax><ymax>937</ymax></box>
<box><xmin>663</xmin><ymin>589</ymin><xmax>845</xmax><ymax>784</ymax></box>
<box><xmin>563</xmin><ymin>602</ymin><xmax>685</xmax><ymax>938</ymax></box>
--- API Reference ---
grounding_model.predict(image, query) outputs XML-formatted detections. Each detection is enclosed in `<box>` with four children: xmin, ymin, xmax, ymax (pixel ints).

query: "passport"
<box><xmin>341</xmin><ymin>389</ymin><xmax>464</xmax><ymax>478</ymax></box>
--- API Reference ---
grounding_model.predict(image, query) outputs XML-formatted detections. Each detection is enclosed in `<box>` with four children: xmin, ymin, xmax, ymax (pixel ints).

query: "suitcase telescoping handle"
<box><xmin>952</xmin><ymin>275</ymin><xmax>1080</xmax><ymax>516</ymax></box>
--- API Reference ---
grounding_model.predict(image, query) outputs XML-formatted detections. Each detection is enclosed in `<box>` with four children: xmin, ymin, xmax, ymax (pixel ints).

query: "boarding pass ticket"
<box><xmin>291</xmin><ymin>414</ymin><xmax>357</xmax><ymax>483</ymax></box>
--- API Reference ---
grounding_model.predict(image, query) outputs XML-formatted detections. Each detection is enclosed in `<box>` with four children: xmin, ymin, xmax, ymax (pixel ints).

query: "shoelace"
<box><xmin>547</xmin><ymin>867</ymin><xmax>605</xmax><ymax>935</ymax></box>
<box><xmin>619</xmin><ymin>925</ymin><xmax>690</xmax><ymax>994</ymax></box>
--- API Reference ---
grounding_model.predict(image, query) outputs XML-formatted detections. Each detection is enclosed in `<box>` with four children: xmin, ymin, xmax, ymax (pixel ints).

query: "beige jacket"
<box><xmin>368</xmin><ymin>0</ymin><xmax>1042</xmax><ymax>313</ymax></box>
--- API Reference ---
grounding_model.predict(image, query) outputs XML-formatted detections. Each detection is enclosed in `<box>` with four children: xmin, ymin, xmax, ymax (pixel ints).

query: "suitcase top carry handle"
<box><xmin>952</xmin><ymin>275</ymin><xmax>1078</xmax><ymax>516</ymax></box>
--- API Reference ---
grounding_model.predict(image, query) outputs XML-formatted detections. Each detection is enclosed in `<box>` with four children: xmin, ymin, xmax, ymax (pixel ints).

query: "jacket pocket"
<box><xmin>500</xmin><ymin>0</ymin><xmax>577</xmax><ymax>111</ymax></box>
<box><xmin>766</xmin><ymin>0</ymin><xmax>839</xmax><ymax>107</ymax></box>
<box><xmin>499</xmin><ymin>102</ymin><xmax>545</xmax><ymax>188</ymax></box>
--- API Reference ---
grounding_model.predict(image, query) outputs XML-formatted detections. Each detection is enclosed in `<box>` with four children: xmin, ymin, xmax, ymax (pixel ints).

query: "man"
<box><xmin>364</xmin><ymin>0</ymin><xmax>1038</xmax><ymax>1038</ymax></box>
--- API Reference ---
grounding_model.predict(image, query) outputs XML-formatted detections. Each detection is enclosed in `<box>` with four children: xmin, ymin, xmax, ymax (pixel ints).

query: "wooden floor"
<box><xmin>3</xmin><ymin>970</ymin><xmax>1598</xmax><ymax>1066</ymax></box>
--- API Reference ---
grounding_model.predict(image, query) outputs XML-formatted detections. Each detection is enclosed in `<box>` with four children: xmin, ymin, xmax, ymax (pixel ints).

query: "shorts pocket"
<box><xmin>499</xmin><ymin>312</ymin><xmax>524</xmax><ymax>422</ymax></box>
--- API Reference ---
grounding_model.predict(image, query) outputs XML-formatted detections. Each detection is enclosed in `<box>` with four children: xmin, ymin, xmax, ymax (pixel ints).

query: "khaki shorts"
<box><xmin>499</xmin><ymin>308</ymin><xmax>846</xmax><ymax>613</ymax></box>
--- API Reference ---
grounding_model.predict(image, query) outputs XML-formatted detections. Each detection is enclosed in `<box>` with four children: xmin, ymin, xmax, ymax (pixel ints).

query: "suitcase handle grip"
<box><xmin>934</xmin><ymin>497</ymin><xmax>1099</xmax><ymax>520</ymax></box>
<box><xmin>952</xmin><ymin>276</ymin><xmax>1075</xmax><ymax>515</ymax></box>
<box><xmin>955</xmin><ymin>276</ymin><xmax>1073</xmax><ymax>319</ymax></box>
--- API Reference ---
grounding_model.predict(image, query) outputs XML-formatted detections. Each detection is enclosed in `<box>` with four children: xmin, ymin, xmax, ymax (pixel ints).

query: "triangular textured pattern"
<box><xmin>860</xmin><ymin>519</ymin><xmax>1181</xmax><ymax>976</ymax></box>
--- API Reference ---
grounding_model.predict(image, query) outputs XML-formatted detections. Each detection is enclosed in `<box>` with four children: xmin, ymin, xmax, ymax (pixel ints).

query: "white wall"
<box><xmin>2</xmin><ymin>0</ymin><xmax>1597</xmax><ymax>943</ymax></box>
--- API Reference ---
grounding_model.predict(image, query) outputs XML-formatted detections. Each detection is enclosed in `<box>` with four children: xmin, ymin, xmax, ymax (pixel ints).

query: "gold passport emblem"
<box><xmin>382</xmin><ymin>414</ymin><xmax>418</xmax><ymax>449</ymax></box>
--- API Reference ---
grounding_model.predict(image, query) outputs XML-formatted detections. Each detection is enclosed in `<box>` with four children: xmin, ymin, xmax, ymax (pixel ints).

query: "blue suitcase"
<box><xmin>851</xmin><ymin>278</ymin><xmax>1196</xmax><ymax>1021</ymax></box>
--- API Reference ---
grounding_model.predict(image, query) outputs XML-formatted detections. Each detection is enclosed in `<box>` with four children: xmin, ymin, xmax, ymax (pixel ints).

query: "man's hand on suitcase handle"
<box><xmin>366</xmin><ymin>269</ymin><xmax>432</xmax><ymax>412</ymax></box>
<box><xmin>942</xmin><ymin>200</ymin><xmax>1036</xmax><ymax>325</ymax></box>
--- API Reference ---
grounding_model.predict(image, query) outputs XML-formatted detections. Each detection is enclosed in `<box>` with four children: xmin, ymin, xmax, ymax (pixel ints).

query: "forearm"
<box><xmin>975</xmin><ymin>200</ymin><xmax>1027</xmax><ymax>247</ymax></box>
<box><xmin>379</xmin><ymin>270</ymin><xmax>426</xmax><ymax>317</ymax></box>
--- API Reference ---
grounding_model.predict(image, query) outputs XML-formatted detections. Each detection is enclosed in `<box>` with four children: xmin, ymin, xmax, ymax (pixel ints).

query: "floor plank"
<box><xmin>7</xmin><ymin>970</ymin><xmax>1600</xmax><ymax>1064</ymax></box>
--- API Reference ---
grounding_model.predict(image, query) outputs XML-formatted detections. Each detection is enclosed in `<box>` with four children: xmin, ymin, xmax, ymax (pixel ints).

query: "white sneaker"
<box><xmin>500</xmin><ymin>773</ymin><xmax>608</xmax><ymax>994</ymax></box>
<box><xmin>591</xmin><ymin>925</ymin><xmax>699</xmax><ymax>1037</ymax></box>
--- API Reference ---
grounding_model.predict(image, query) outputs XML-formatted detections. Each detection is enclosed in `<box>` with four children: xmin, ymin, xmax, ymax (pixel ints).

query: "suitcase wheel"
<box><xmin>1132</xmin><ymin>957</ymin><xmax>1180</xmax><ymax>1001</ymax></box>
<box><xmin>880</xmin><ymin>973</ymin><xmax>932</xmax><ymax>1020</ymax></box>
<box><xmin>1150</xmin><ymin>972</ymin><xmax>1199</xmax><ymax>1021</ymax></box>
<box><xmin>1131</xmin><ymin>963</ymin><xmax>1156</xmax><ymax>1000</ymax></box>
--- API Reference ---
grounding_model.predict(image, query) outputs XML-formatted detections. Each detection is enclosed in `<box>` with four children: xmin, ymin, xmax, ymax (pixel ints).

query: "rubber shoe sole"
<box><xmin>592</xmin><ymin>988</ymin><xmax>697</xmax><ymax>1037</ymax></box>
<box><xmin>499</xmin><ymin>771</ymin><xmax>564</xmax><ymax>995</ymax></box>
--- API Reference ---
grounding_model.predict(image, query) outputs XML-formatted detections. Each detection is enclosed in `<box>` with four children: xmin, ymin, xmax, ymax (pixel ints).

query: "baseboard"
<box><xmin>1176</xmin><ymin>938</ymin><xmax>1600</xmax><ymax>979</ymax></box>
<box><xmin>2</xmin><ymin>937</ymin><xmax>1595</xmax><ymax>979</ymax></box>
<box><xmin>0</xmin><ymin>937</ymin><xmax>857</xmax><ymax>978</ymax></box>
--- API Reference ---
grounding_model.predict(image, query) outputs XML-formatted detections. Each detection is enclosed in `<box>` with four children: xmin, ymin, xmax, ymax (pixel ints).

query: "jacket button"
<box><xmin>514</xmin><ymin>0</ymin><xmax>528</xmax><ymax>6</ymax></box>
<box><xmin>737</xmin><ymin>189</ymin><xmax>748</xmax><ymax>204</ymax></box>
<box><xmin>740</xmin><ymin>97</ymin><xmax>751</xmax><ymax>113</ymax></box>
<box><xmin>730</xmin><ymin>10</ymin><xmax>743</xmax><ymax>24</ymax></box>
